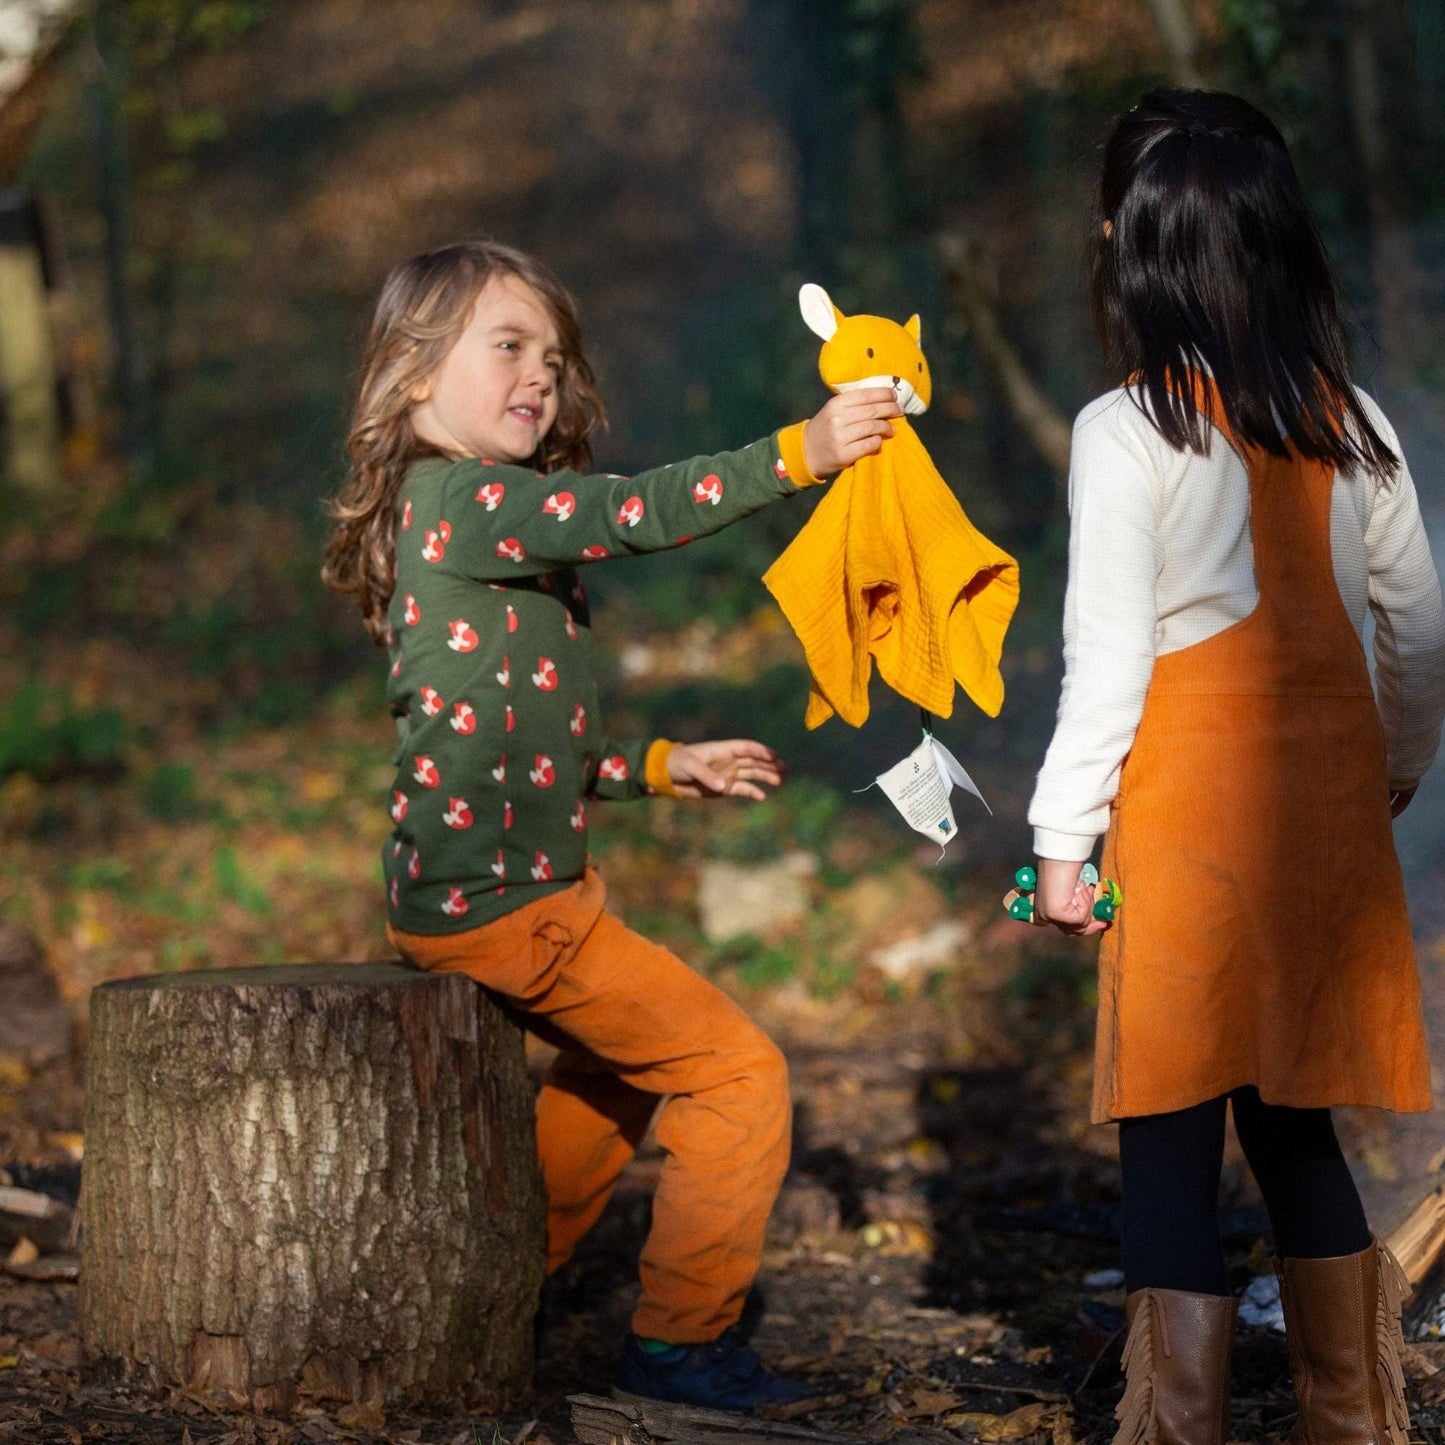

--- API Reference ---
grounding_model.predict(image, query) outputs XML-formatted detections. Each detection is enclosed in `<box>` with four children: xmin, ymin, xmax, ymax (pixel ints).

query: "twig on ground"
<box><xmin>942</xmin><ymin>1379</ymin><xmax>1071</xmax><ymax>1406</ymax></box>
<box><xmin>1072</xmin><ymin>1327</ymin><xmax>1123</xmax><ymax>1398</ymax></box>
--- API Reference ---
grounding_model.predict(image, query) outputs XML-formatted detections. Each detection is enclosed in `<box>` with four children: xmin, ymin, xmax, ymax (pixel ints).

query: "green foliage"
<box><xmin>247</xmin><ymin>680</ymin><xmax>321</xmax><ymax>729</ymax></box>
<box><xmin>1221</xmin><ymin>0</ymin><xmax>1289</xmax><ymax>67</ymax></box>
<box><xmin>213</xmin><ymin>845</ymin><xmax>270</xmax><ymax>915</ymax></box>
<box><xmin>143</xmin><ymin>762</ymin><xmax>204</xmax><ymax>821</ymax></box>
<box><xmin>68</xmin><ymin>857</ymin><xmax>132</xmax><ymax>895</ymax></box>
<box><xmin>164</xmin><ymin>106</ymin><xmax>226</xmax><ymax>150</ymax></box>
<box><xmin>187</xmin><ymin>2</ymin><xmax>269</xmax><ymax>48</ymax></box>
<box><xmin>1006</xmin><ymin>950</ymin><xmax>1093</xmax><ymax>1007</ymax></box>
<box><xmin>12</xmin><ymin>564</ymin><xmax>83</xmax><ymax>632</ymax></box>
<box><xmin>93</xmin><ymin>0</ymin><xmax>270</xmax><ymax>192</ymax></box>
<box><xmin>1216</xmin><ymin>0</ymin><xmax>1319</xmax><ymax>137</ymax></box>
<box><xmin>162</xmin><ymin>598</ymin><xmax>241</xmax><ymax>675</ymax></box>
<box><xmin>716</xmin><ymin>935</ymin><xmax>798</xmax><ymax>989</ymax></box>
<box><xmin>121</xmin><ymin>0</ymin><xmax>271</xmax><ymax>67</ymax></box>
<box><xmin>810</xmin><ymin>954</ymin><xmax>856</xmax><ymax>1000</ymax></box>
<box><xmin>159</xmin><ymin>934</ymin><xmax>210</xmax><ymax>970</ymax></box>
<box><xmin>703</xmin><ymin>775</ymin><xmax>842</xmax><ymax>862</ymax></box>
<box><xmin>0</xmin><ymin>684</ymin><xmax>128</xmax><ymax>780</ymax></box>
<box><xmin>141</xmin><ymin>880</ymin><xmax>212</xmax><ymax>924</ymax></box>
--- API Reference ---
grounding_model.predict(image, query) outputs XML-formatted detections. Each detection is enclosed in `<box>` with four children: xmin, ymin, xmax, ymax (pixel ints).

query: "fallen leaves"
<box><xmin>333</xmin><ymin>1401</ymin><xmax>385</xmax><ymax>1433</ymax></box>
<box><xmin>937</xmin><ymin>1403</ymin><xmax>1075</xmax><ymax>1445</ymax></box>
<box><xmin>21</xmin><ymin>1331</ymin><xmax>79</xmax><ymax>1367</ymax></box>
<box><xmin>4</xmin><ymin>1237</ymin><xmax>37</xmax><ymax>1267</ymax></box>
<box><xmin>904</xmin><ymin>1386</ymin><xmax>961</xmax><ymax>1417</ymax></box>
<box><xmin>1407</xmin><ymin>1342</ymin><xmax>1445</xmax><ymax>1404</ymax></box>
<box><xmin>859</xmin><ymin>1220</ymin><xmax>934</xmax><ymax>1257</ymax></box>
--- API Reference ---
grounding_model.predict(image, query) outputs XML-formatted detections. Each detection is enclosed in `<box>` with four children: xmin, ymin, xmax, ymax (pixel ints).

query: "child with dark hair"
<box><xmin>1028</xmin><ymin>91</ymin><xmax>1445</xmax><ymax>1444</ymax></box>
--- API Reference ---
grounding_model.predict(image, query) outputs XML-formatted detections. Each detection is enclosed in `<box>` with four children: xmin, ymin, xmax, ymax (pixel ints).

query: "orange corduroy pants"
<box><xmin>388</xmin><ymin>868</ymin><xmax>791</xmax><ymax>1343</ymax></box>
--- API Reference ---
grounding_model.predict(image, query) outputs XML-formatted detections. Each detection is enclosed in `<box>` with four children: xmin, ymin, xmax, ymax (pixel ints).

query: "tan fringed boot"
<box><xmin>1115</xmin><ymin>1288</ymin><xmax>1237</xmax><ymax>1445</ymax></box>
<box><xmin>1277</xmin><ymin>1239</ymin><xmax>1412</xmax><ymax>1445</ymax></box>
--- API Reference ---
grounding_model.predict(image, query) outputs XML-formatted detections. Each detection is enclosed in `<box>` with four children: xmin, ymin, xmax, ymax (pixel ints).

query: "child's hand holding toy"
<box><xmin>801</xmin><ymin>387</ymin><xmax>903</xmax><ymax>478</ymax></box>
<box><xmin>1004</xmin><ymin>860</ymin><xmax>1119</xmax><ymax>936</ymax></box>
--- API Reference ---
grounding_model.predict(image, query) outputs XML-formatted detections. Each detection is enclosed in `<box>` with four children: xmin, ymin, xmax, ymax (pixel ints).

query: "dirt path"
<box><xmin>7</xmin><ymin>999</ymin><xmax>1445</xmax><ymax>1444</ymax></box>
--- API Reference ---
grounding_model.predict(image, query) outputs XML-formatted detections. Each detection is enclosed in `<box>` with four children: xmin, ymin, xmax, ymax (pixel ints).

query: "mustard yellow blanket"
<box><xmin>763</xmin><ymin>285</ymin><xmax>1020</xmax><ymax>729</ymax></box>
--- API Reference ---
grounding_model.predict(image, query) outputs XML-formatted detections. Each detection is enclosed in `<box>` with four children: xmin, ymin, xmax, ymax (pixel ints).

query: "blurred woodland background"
<box><xmin>8</xmin><ymin>0</ymin><xmax>1445</xmax><ymax>1203</ymax></box>
<box><xmin>5</xmin><ymin>2</ymin><xmax>1445</xmax><ymax>1437</ymax></box>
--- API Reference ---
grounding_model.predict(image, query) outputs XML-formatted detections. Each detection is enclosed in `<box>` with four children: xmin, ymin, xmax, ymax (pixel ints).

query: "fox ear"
<box><xmin>799</xmin><ymin>283</ymin><xmax>842</xmax><ymax>341</ymax></box>
<box><xmin>904</xmin><ymin>314</ymin><xmax>921</xmax><ymax>343</ymax></box>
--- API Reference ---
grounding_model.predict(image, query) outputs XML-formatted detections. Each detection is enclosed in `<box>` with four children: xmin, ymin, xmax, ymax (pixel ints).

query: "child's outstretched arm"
<box><xmin>418</xmin><ymin>390</ymin><xmax>900</xmax><ymax>582</ymax></box>
<box><xmin>580</xmin><ymin>736</ymin><xmax>784</xmax><ymax>804</ymax></box>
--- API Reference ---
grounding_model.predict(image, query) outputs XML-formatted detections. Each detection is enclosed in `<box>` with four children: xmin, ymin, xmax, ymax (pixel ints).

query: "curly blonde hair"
<box><xmin>322</xmin><ymin>241</ymin><xmax>606</xmax><ymax>644</ymax></box>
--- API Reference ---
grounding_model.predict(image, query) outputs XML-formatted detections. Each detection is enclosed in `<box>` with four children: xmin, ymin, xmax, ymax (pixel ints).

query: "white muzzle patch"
<box><xmin>835</xmin><ymin>373</ymin><xmax>927</xmax><ymax>416</ymax></box>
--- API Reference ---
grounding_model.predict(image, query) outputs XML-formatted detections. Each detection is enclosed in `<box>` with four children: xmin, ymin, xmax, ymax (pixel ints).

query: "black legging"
<box><xmin>1118</xmin><ymin>1086</ymin><xmax>1371</xmax><ymax>1295</ymax></box>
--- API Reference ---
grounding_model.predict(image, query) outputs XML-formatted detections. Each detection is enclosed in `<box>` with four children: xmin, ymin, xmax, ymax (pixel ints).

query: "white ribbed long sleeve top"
<box><xmin>1029</xmin><ymin>386</ymin><xmax>1445</xmax><ymax>863</ymax></box>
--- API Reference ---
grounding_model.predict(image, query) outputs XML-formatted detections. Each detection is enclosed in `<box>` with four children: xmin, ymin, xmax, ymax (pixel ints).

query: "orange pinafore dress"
<box><xmin>1092</xmin><ymin>386</ymin><xmax>1431</xmax><ymax>1124</ymax></box>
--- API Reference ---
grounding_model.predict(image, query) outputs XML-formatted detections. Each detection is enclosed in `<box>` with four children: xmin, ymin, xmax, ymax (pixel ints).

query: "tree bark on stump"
<box><xmin>79</xmin><ymin>963</ymin><xmax>544</xmax><ymax>1412</ymax></box>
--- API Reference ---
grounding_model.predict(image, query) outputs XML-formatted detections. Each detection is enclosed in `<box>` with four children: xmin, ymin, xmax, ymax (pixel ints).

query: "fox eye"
<box><xmin>918</xmin><ymin>362</ymin><xmax>923</xmax><ymax>372</ymax></box>
<box><xmin>866</xmin><ymin>347</ymin><xmax>874</xmax><ymax>359</ymax></box>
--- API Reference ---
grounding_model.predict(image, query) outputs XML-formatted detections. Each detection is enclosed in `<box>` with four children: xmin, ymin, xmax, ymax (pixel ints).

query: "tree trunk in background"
<box><xmin>1144</xmin><ymin>0</ymin><xmax>1211</xmax><ymax>88</ymax></box>
<box><xmin>1342</xmin><ymin>0</ymin><xmax>1423</xmax><ymax>381</ymax></box>
<box><xmin>0</xmin><ymin>5</ymin><xmax>80</xmax><ymax>502</ymax></box>
<box><xmin>753</xmin><ymin>0</ymin><xmax>856</xmax><ymax>282</ymax></box>
<box><xmin>0</xmin><ymin>234</ymin><xmax>60</xmax><ymax>496</ymax></box>
<box><xmin>758</xmin><ymin>0</ymin><xmax>919</xmax><ymax>299</ymax></box>
<box><xmin>939</xmin><ymin>236</ymin><xmax>1072</xmax><ymax>496</ymax></box>
<box><xmin>80</xmin><ymin>964</ymin><xmax>544</xmax><ymax>1413</ymax></box>
<box><xmin>80</xmin><ymin>6</ymin><xmax>146</xmax><ymax>460</ymax></box>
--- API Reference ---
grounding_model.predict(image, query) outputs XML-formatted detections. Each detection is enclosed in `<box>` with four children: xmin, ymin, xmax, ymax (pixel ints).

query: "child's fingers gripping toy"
<box><xmin>1003</xmin><ymin>863</ymin><xmax>1122</xmax><ymax>925</ymax></box>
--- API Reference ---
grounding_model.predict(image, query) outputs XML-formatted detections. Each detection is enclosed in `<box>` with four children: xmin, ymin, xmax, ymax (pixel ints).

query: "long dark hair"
<box><xmin>1091</xmin><ymin>89</ymin><xmax>1398</xmax><ymax>481</ymax></box>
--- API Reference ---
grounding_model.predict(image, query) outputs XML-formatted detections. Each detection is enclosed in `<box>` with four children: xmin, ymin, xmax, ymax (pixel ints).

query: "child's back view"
<box><xmin>1026</xmin><ymin>91</ymin><xmax>1445</xmax><ymax>1444</ymax></box>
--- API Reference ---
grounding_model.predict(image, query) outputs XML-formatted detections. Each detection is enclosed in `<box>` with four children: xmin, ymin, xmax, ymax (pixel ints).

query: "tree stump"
<box><xmin>79</xmin><ymin>963</ymin><xmax>544</xmax><ymax>1412</ymax></box>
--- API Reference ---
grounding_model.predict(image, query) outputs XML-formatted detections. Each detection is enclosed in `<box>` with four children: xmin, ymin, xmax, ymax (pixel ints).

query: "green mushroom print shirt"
<box><xmin>384</xmin><ymin>428</ymin><xmax>812</xmax><ymax>933</ymax></box>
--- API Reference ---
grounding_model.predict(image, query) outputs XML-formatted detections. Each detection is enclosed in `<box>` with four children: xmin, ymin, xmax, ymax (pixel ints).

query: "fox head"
<box><xmin>799</xmin><ymin>283</ymin><xmax>931</xmax><ymax>416</ymax></box>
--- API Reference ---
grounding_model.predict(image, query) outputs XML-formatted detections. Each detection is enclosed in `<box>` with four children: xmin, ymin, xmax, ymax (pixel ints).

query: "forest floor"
<box><xmin>8</xmin><ymin>950</ymin><xmax>1445</xmax><ymax>1445</ymax></box>
<box><xmin>5</xmin><ymin>591</ymin><xmax>1445</xmax><ymax>1445</ymax></box>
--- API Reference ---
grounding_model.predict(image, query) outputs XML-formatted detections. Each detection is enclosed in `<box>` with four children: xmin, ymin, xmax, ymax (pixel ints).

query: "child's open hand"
<box><xmin>665</xmin><ymin>740</ymin><xmax>785</xmax><ymax>801</ymax></box>
<box><xmin>802</xmin><ymin>387</ymin><xmax>903</xmax><ymax>478</ymax></box>
<box><xmin>1033</xmin><ymin>858</ymin><xmax>1110</xmax><ymax>936</ymax></box>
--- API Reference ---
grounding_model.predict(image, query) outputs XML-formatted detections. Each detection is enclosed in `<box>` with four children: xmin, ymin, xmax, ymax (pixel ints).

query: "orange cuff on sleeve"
<box><xmin>776</xmin><ymin>422</ymin><xmax>824</xmax><ymax>488</ymax></box>
<box><xmin>645</xmin><ymin>738</ymin><xmax>679</xmax><ymax>796</ymax></box>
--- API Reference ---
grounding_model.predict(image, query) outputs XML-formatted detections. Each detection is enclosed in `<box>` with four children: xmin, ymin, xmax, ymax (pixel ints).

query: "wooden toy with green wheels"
<box><xmin>1003</xmin><ymin>863</ymin><xmax>1121</xmax><ymax>924</ymax></box>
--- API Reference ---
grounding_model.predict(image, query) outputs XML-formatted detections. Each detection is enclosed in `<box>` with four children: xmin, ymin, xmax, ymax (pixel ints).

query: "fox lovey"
<box><xmin>808</xmin><ymin>288</ymin><xmax>931</xmax><ymax>418</ymax></box>
<box><xmin>763</xmin><ymin>284</ymin><xmax>1020</xmax><ymax>729</ymax></box>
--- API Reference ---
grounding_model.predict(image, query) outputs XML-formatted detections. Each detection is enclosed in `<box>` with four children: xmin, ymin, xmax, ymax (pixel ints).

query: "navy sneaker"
<box><xmin>614</xmin><ymin>1330</ymin><xmax>816</xmax><ymax>1411</ymax></box>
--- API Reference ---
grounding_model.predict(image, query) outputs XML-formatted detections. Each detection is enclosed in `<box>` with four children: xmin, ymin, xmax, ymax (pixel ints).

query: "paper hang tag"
<box><xmin>871</xmin><ymin>732</ymin><xmax>991</xmax><ymax>849</ymax></box>
<box><xmin>930</xmin><ymin>734</ymin><xmax>991</xmax><ymax>817</ymax></box>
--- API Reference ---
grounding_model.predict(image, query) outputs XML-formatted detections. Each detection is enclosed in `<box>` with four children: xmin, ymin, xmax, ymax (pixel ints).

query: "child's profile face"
<box><xmin>412</xmin><ymin>272</ymin><xmax>563</xmax><ymax>463</ymax></box>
